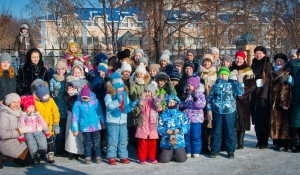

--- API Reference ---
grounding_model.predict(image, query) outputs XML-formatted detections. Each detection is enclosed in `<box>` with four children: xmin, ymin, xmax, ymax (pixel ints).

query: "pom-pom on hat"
<box><xmin>170</xmin><ymin>68</ymin><xmax>181</xmax><ymax>82</ymax></box>
<box><xmin>111</xmin><ymin>72</ymin><xmax>125</xmax><ymax>89</ymax></box>
<box><xmin>135</xmin><ymin>63</ymin><xmax>147</xmax><ymax>75</ymax></box>
<box><xmin>121</xmin><ymin>62</ymin><xmax>132</xmax><ymax>73</ymax></box>
<box><xmin>80</xmin><ymin>85</ymin><xmax>91</xmax><ymax>98</ymax></box>
<box><xmin>144</xmin><ymin>83</ymin><xmax>157</xmax><ymax>97</ymax></box>
<box><xmin>4</xmin><ymin>93</ymin><xmax>21</xmax><ymax>106</ymax></box>
<box><xmin>218</xmin><ymin>66</ymin><xmax>231</xmax><ymax>77</ymax></box>
<box><xmin>187</xmin><ymin>76</ymin><xmax>200</xmax><ymax>89</ymax></box>
<box><xmin>235</xmin><ymin>51</ymin><xmax>246</xmax><ymax>60</ymax></box>
<box><xmin>21</xmin><ymin>95</ymin><xmax>36</xmax><ymax>111</ymax></box>
<box><xmin>97</xmin><ymin>60</ymin><xmax>108</xmax><ymax>74</ymax></box>
<box><xmin>254</xmin><ymin>46</ymin><xmax>267</xmax><ymax>55</ymax></box>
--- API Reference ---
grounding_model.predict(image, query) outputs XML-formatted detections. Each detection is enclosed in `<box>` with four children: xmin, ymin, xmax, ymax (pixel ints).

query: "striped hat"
<box><xmin>97</xmin><ymin>60</ymin><xmax>108</xmax><ymax>74</ymax></box>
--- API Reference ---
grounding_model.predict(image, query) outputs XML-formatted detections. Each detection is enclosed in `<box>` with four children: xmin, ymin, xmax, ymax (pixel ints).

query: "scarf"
<box><xmin>111</xmin><ymin>90</ymin><xmax>131</xmax><ymax>117</ymax></box>
<box><xmin>20</xmin><ymin>32</ymin><xmax>30</xmax><ymax>50</ymax></box>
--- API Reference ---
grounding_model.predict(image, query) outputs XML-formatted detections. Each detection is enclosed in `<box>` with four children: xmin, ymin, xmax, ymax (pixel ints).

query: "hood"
<box><xmin>30</xmin><ymin>79</ymin><xmax>49</xmax><ymax>94</ymax></box>
<box><xmin>25</xmin><ymin>48</ymin><xmax>44</xmax><ymax>69</ymax></box>
<box><xmin>166</xmin><ymin>94</ymin><xmax>181</xmax><ymax>110</ymax></box>
<box><xmin>0</xmin><ymin>102</ymin><xmax>22</xmax><ymax>117</ymax></box>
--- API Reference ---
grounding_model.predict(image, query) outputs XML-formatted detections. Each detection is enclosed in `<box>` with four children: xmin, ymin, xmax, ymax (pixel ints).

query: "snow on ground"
<box><xmin>2</xmin><ymin>126</ymin><xmax>300</xmax><ymax>175</ymax></box>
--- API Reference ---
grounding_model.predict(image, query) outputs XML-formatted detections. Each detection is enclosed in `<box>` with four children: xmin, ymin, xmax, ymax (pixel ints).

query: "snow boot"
<box><xmin>31</xmin><ymin>152</ymin><xmax>40</xmax><ymax>164</ymax></box>
<box><xmin>84</xmin><ymin>157</ymin><xmax>91</xmax><ymax>164</ymax></box>
<box><xmin>47</xmin><ymin>137</ymin><xmax>55</xmax><ymax>163</ymax></box>
<box><xmin>0</xmin><ymin>153</ymin><xmax>14</xmax><ymax>169</ymax></box>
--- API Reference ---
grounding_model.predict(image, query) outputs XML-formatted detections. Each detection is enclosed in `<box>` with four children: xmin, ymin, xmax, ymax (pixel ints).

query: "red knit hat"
<box><xmin>21</xmin><ymin>95</ymin><xmax>36</xmax><ymax>111</ymax></box>
<box><xmin>235</xmin><ymin>51</ymin><xmax>246</xmax><ymax>60</ymax></box>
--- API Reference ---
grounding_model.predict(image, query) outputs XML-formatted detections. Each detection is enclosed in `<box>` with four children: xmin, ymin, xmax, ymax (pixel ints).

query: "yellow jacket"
<box><xmin>34</xmin><ymin>95</ymin><xmax>60</xmax><ymax>136</ymax></box>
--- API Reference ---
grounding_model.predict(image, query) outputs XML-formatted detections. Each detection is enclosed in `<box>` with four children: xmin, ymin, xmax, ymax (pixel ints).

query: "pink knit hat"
<box><xmin>80</xmin><ymin>85</ymin><xmax>91</xmax><ymax>98</ymax></box>
<box><xmin>187</xmin><ymin>76</ymin><xmax>200</xmax><ymax>89</ymax></box>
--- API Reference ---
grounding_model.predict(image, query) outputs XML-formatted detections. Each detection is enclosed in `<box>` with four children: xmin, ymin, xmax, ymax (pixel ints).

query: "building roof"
<box><xmin>235</xmin><ymin>32</ymin><xmax>257</xmax><ymax>46</ymax></box>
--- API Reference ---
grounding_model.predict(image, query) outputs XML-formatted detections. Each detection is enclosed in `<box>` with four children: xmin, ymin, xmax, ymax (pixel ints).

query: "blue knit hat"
<box><xmin>95</xmin><ymin>53</ymin><xmax>107</xmax><ymax>64</ymax></box>
<box><xmin>170</xmin><ymin>68</ymin><xmax>181</xmax><ymax>82</ymax></box>
<box><xmin>97</xmin><ymin>60</ymin><xmax>108</xmax><ymax>74</ymax></box>
<box><xmin>36</xmin><ymin>85</ymin><xmax>50</xmax><ymax>102</ymax></box>
<box><xmin>110</xmin><ymin>72</ymin><xmax>124</xmax><ymax>89</ymax></box>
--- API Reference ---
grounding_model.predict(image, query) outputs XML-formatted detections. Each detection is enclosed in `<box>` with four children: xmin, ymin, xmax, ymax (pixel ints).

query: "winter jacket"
<box><xmin>207</xmin><ymin>79</ymin><xmax>244</xmax><ymax>114</ymax></box>
<box><xmin>156</xmin><ymin>82</ymin><xmax>177</xmax><ymax>111</ymax></box>
<box><xmin>135</xmin><ymin>97</ymin><xmax>162</xmax><ymax>139</ymax></box>
<box><xmin>34</xmin><ymin>95</ymin><xmax>60</xmax><ymax>136</ymax></box>
<box><xmin>14</xmin><ymin>32</ymin><xmax>35</xmax><ymax>55</ymax></box>
<box><xmin>16</xmin><ymin>56</ymin><xmax>48</xmax><ymax>96</ymax></box>
<box><xmin>50</xmin><ymin>74</ymin><xmax>68</xmax><ymax>118</ymax></box>
<box><xmin>71</xmin><ymin>92</ymin><xmax>105</xmax><ymax>133</ymax></box>
<box><xmin>0</xmin><ymin>69</ymin><xmax>16</xmax><ymax>101</ymax></box>
<box><xmin>158</xmin><ymin>95</ymin><xmax>190</xmax><ymax>149</ymax></box>
<box><xmin>160</xmin><ymin>63</ymin><xmax>174</xmax><ymax>75</ymax></box>
<box><xmin>0</xmin><ymin>103</ymin><xmax>27</xmax><ymax>159</ymax></box>
<box><xmin>104</xmin><ymin>81</ymin><xmax>136</xmax><ymax>124</ymax></box>
<box><xmin>180</xmin><ymin>84</ymin><xmax>206</xmax><ymax>123</ymax></box>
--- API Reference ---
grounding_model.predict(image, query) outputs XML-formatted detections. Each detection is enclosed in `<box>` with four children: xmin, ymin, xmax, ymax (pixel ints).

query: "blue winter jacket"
<box><xmin>71</xmin><ymin>92</ymin><xmax>105</xmax><ymax>133</ymax></box>
<box><xmin>206</xmin><ymin>79</ymin><xmax>244</xmax><ymax>114</ymax></box>
<box><xmin>158</xmin><ymin>95</ymin><xmax>190</xmax><ymax>149</ymax></box>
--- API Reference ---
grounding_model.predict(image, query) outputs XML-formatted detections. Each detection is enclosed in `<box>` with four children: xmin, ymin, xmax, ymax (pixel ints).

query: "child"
<box><xmin>207</xmin><ymin>66</ymin><xmax>244</xmax><ymax>159</ymax></box>
<box><xmin>104</xmin><ymin>72</ymin><xmax>138</xmax><ymax>165</ymax></box>
<box><xmin>159</xmin><ymin>50</ymin><xmax>173</xmax><ymax>75</ymax></box>
<box><xmin>72</xmin><ymin>85</ymin><xmax>105</xmax><ymax>164</ymax></box>
<box><xmin>19</xmin><ymin>95</ymin><xmax>50</xmax><ymax>164</ymax></box>
<box><xmin>170</xmin><ymin>68</ymin><xmax>183</xmax><ymax>97</ymax></box>
<box><xmin>49</xmin><ymin>59</ymin><xmax>68</xmax><ymax>156</ymax></box>
<box><xmin>155</xmin><ymin>72</ymin><xmax>176</xmax><ymax>111</ymax></box>
<box><xmin>157</xmin><ymin>94</ymin><xmax>190</xmax><ymax>163</ymax></box>
<box><xmin>135</xmin><ymin>84</ymin><xmax>163</xmax><ymax>165</ymax></box>
<box><xmin>180</xmin><ymin>76</ymin><xmax>206</xmax><ymax>158</ymax></box>
<box><xmin>149</xmin><ymin>63</ymin><xmax>160</xmax><ymax>83</ymax></box>
<box><xmin>33</xmin><ymin>84</ymin><xmax>60</xmax><ymax>163</ymax></box>
<box><xmin>221</xmin><ymin>55</ymin><xmax>233</xmax><ymax>68</ymax></box>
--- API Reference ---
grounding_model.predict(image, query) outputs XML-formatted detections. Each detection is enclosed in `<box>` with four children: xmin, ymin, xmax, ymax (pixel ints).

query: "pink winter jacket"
<box><xmin>135</xmin><ymin>97</ymin><xmax>162</xmax><ymax>139</ymax></box>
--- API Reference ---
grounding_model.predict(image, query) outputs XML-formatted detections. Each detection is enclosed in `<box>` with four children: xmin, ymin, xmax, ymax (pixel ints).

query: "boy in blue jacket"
<box><xmin>207</xmin><ymin>66</ymin><xmax>244</xmax><ymax>159</ymax></box>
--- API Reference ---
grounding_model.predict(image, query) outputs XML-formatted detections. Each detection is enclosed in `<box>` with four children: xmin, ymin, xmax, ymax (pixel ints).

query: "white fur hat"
<box><xmin>135</xmin><ymin>63</ymin><xmax>147</xmax><ymax>75</ymax></box>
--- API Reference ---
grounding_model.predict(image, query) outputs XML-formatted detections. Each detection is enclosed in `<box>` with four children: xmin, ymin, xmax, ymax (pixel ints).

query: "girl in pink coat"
<box><xmin>18</xmin><ymin>95</ymin><xmax>50</xmax><ymax>164</ymax></box>
<box><xmin>135</xmin><ymin>83</ymin><xmax>163</xmax><ymax>165</ymax></box>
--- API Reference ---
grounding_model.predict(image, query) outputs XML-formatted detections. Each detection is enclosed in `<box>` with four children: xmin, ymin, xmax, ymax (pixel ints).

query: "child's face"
<box><xmin>175</xmin><ymin>65</ymin><xmax>182</xmax><ymax>73</ymax></box>
<box><xmin>160</xmin><ymin>60</ymin><xmax>167</xmax><ymax>68</ymax></box>
<box><xmin>134</xmin><ymin>53</ymin><xmax>142</xmax><ymax>62</ymax></box>
<box><xmin>203</xmin><ymin>59</ymin><xmax>212</xmax><ymax>69</ymax></box>
<box><xmin>172</xmin><ymin>80</ymin><xmax>178</xmax><ymax>86</ymax></box>
<box><xmin>149</xmin><ymin>69</ymin><xmax>157</xmax><ymax>77</ymax></box>
<box><xmin>187</xmin><ymin>84</ymin><xmax>195</xmax><ymax>91</ymax></box>
<box><xmin>42</xmin><ymin>94</ymin><xmax>50</xmax><ymax>101</ymax></box>
<box><xmin>220</xmin><ymin>74</ymin><xmax>229</xmax><ymax>80</ymax></box>
<box><xmin>136</xmin><ymin>72</ymin><xmax>145</xmax><ymax>79</ymax></box>
<box><xmin>56</xmin><ymin>67</ymin><xmax>66</xmax><ymax>76</ymax></box>
<box><xmin>122</xmin><ymin>70</ymin><xmax>131</xmax><ymax>78</ymax></box>
<box><xmin>158</xmin><ymin>80</ymin><xmax>166</xmax><ymax>87</ymax></box>
<box><xmin>117</xmin><ymin>87</ymin><xmax>124</xmax><ymax>92</ymax></box>
<box><xmin>221</xmin><ymin>60</ymin><xmax>231</xmax><ymax>68</ymax></box>
<box><xmin>98</xmin><ymin>70</ymin><xmax>106</xmax><ymax>78</ymax></box>
<box><xmin>72</xmin><ymin>68</ymin><xmax>82</xmax><ymax>77</ymax></box>
<box><xmin>27</xmin><ymin>106</ymin><xmax>35</xmax><ymax>113</ymax></box>
<box><xmin>185</xmin><ymin>66</ymin><xmax>193</xmax><ymax>77</ymax></box>
<box><xmin>168</xmin><ymin>99</ymin><xmax>176</xmax><ymax>107</ymax></box>
<box><xmin>21</xmin><ymin>29</ymin><xmax>28</xmax><ymax>34</ymax></box>
<box><xmin>145</xmin><ymin>90</ymin><xmax>152</xmax><ymax>98</ymax></box>
<box><xmin>70</xmin><ymin>46</ymin><xmax>78</xmax><ymax>53</ymax></box>
<box><xmin>81</xmin><ymin>97</ymin><xmax>90</xmax><ymax>102</ymax></box>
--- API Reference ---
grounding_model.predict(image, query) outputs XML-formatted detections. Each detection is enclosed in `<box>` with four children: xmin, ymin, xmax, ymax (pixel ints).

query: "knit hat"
<box><xmin>173</xmin><ymin>59</ymin><xmax>184</xmax><ymax>67</ymax></box>
<box><xmin>218</xmin><ymin>66</ymin><xmax>231</xmax><ymax>77</ymax></box>
<box><xmin>156</xmin><ymin>72</ymin><xmax>169</xmax><ymax>82</ymax></box>
<box><xmin>134</xmin><ymin>48</ymin><xmax>144</xmax><ymax>56</ymax></box>
<box><xmin>144</xmin><ymin>83</ymin><xmax>157</xmax><ymax>97</ymax></box>
<box><xmin>36</xmin><ymin>85</ymin><xmax>50</xmax><ymax>102</ymax></box>
<box><xmin>187</xmin><ymin>76</ymin><xmax>200</xmax><ymax>89</ymax></box>
<box><xmin>254</xmin><ymin>46</ymin><xmax>267</xmax><ymax>55</ymax></box>
<box><xmin>138</xmin><ymin>56</ymin><xmax>148</xmax><ymax>66</ymax></box>
<box><xmin>117</xmin><ymin>49</ymin><xmax>130</xmax><ymax>60</ymax></box>
<box><xmin>121</xmin><ymin>62</ymin><xmax>132</xmax><ymax>73</ymax></box>
<box><xmin>149</xmin><ymin>63</ymin><xmax>160</xmax><ymax>72</ymax></box>
<box><xmin>159</xmin><ymin>54</ymin><xmax>170</xmax><ymax>63</ymax></box>
<box><xmin>21</xmin><ymin>95</ymin><xmax>36</xmax><ymax>111</ymax></box>
<box><xmin>208</xmin><ymin>47</ymin><xmax>219</xmax><ymax>54</ymax></box>
<box><xmin>162</xmin><ymin>49</ymin><xmax>171</xmax><ymax>56</ymax></box>
<box><xmin>4</xmin><ymin>93</ymin><xmax>21</xmax><ymax>106</ymax></box>
<box><xmin>170</xmin><ymin>68</ymin><xmax>181</xmax><ymax>82</ymax></box>
<box><xmin>55</xmin><ymin>59</ymin><xmax>68</xmax><ymax>70</ymax></box>
<box><xmin>135</xmin><ymin>64</ymin><xmax>147</xmax><ymax>75</ymax></box>
<box><xmin>221</xmin><ymin>55</ymin><xmax>233</xmax><ymax>65</ymax></box>
<box><xmin>97</xmin><ymin>60</ymin><xmax>108</xmax><ymax>74</ymax></box>
<box><xmin>273</xmin><ymin>53</ymin><xmax>288</xmax><ymax>62</ymax></box>
<box><xmin>70</xmin><ymin>79</ymin><xmax>86</xmax><ymax>92</ymax></box>
<box><xmin>288</xmin><ymin>49</ymin><xmax>297</xmax><ymax>56</ymax></box>
<box><xmin>95</xmin><ymin>53</ymin><xmax>108</xmax><ymax>64</ymax></box>
<box><xmin>0</xmin><ymin>52</ymin><xmax>12</xmax><ymax>63</ymax></box>
<box><xmin>201</xmin><ymin>54</ymin><xmax>213</xmax><ymax>63</ymax></box>
<box><xmin>184</xmin><ymin>60</ymin><xmax>194</xmax><ymax>69</ymax></box>
<box><xmin>20</xmin><ymin>23</ymin><xmax>28</xmax><ymax>30</ymax></box>
<box><xmin>111</xmin><ymin>72</ymin><xmax>124</xmax><ymax>89</ymax></box>
<box><xmin>68</xmin><ymin>41</ymin><xmax>79</xmax><ymax>51</ymax></box>
<box><xmin>72</xmin><ymin>59</ymin><xmax>84</xmax><ymax>68</ymax></box>
<box><xmin>186</xmin><ymin>49</ymin><xmax>197</xmax><ymax>57</ymax></box>
<box><xmin>80</xmin><ymin>85</ymin><xmax>91</xmax><ymax>98</ymax></box>
<box><xmin>235</xmin><ymin>51</ymin><xmax>246</xmax><ymax>60</ymax></box>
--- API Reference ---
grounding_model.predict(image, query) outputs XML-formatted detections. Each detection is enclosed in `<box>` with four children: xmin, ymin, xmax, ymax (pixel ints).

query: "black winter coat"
<box><xmin>0</xmin><ymin>70</ymin><xmax>16</xmax><ymax>101</ymax></box>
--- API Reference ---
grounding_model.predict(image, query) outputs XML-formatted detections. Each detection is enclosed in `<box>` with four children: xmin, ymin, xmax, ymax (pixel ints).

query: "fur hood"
<box><xmin>129</xmin><ymin>74</ymin><xmax>151</xmax><ymax>86</ymax></box>
<box><xmin>106</xmin><ymin>81</ymin><xmax>129</xmax><ymax>96</ymax></box>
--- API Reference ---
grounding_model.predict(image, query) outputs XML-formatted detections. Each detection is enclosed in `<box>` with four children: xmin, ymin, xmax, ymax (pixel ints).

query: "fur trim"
<box><xmin>66</xmin><ymin>75</ymin><xmax>80</xmax><ymax>82</ymax></box>
<box><xmin>53</xmin><ymin>74</ymin><xmax>66</xmax><ymax>82</ymax></box>
<box><xmin>106</xmin><ymin>81</ymin><xmax>129</xmax><ymax>96</ymax></box>
<box><xmin>198</xmin><ymin>65</ymin><xmax>217</xmax><ymax>73</ymax></box>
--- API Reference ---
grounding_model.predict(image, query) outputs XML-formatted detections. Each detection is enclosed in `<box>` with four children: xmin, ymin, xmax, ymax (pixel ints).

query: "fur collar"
<box><xmin>66</xmin><ymin>75</ymin><xmax>80</xmax><ymax>82</ymax></box>
<box><xmin>129</xmin><ymin>74</ymin><xmax>150</xmax><ymax>86</ymax></box>
<box><xmin>272</xmin><ymin>63</ymin><xmax>292</xmax><ymax>78</ymax></box>
<box><xmin>0</xmin><ymin>103</ymin><xmax>22</xmax><ymax>117</ymax></box>
<box><xmin>53</xmin><ymin>74</ymin><xmax>66</xmax><ymax>82</ymax></box>
<box><xmin>198</xmin><ymin>65</ymin><xmax>217</xmax><ymax>73</ymax></box>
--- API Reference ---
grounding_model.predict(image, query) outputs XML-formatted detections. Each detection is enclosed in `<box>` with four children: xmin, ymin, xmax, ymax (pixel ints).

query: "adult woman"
<box><xmin>0</xmin><ymin>52</ymin><xmax>16</xmax><ymax>101</ymax></box>
<box><xmin>230</xmin><ymin>51</ymin><xmax>256</xmax><ymax>149</ymax></box>
<box><xmin>270</xmin><ymin>53</ymin><xmax>293</xmax><ymax>151</ymax></box>
<box><xmin>17</xmin><ymin>48</ymin><xmax>48</xmax><ymax>96</ymax></box>
<box><xmin>0</xmin><ymin>93</ymin><xmax>33</xmax><ymax>168</ymax></box>
<box><xmin>250</xmin><ymin>46</ymin><xmax>272</xmax><ymax>149</ymax></box>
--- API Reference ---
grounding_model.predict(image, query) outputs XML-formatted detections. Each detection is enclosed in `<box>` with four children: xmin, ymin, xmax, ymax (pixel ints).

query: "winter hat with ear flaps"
<box><xmin>111</xmin><ymin>72</ymin><xmax>125</xmax><ymax>89</ymax></box>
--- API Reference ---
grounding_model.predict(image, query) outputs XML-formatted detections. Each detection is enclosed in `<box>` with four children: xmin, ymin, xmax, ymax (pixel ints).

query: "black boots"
<box><xmin>0</xmin><ymin>153</ymin><xmax>14</xmax><ymax>169</ymax></box>
<box><xmin>47</xmin><ymin>137</ymin><xmax>55</xmax><ymax>163</ymax></box>
<box><xmin>236</xmin><ymin>130</ymin><xmax>245</xmax><ymax>149</ymax></box>
<box><xmin>31</xmin><ymin>152</ymin><xmax>40</xmax><ymax>164</ymax></box>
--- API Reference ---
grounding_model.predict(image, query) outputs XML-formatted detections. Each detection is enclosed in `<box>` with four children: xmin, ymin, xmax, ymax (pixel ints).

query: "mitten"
<box><xmin>237</xmin><ymin>70</ymin><xmax>244</xmax><ymax>83</ymax></box>
<box><xmin>258</xmin><ymin>98</ymin><xmax>265</xmax><ymax>107</ymax></box>
<box><xmin>138</xmin><ymin>92</ymin><xmax>146</xmax><ymax>108</ymax></box>
<box><xmin>18</xmin><ymin>136</ymin><xmax>25</xmax><ymax>143</ymax></box>
<box><xmin>53</xmin><ymin>124</ymin><xmax>60</xmax><ymax>135</ymax></box>
<box><xmin>279</xmin><ymin>75</ymin><xmax>290</xmax><ymax>83</ymax></box>
<box><xmin>155</xmin><ymin>94</ymin><xmax>164</xmax><ymax>108</ymax></box>
<box><xmin>53</xmin><ymin>85</ymin><xmax>60</xmax><ymax>97</ymax></box>
<box><xmin>37</xmin><ymin>124</ymin><xmax>43</xmax><ymax>132</ymax></box>
<box><xmin>180</xmin><ymin>93</ymin><xmax>188</xmax><ymax>101</ymax></box>
<box><xmin>45</xmin><ymin>132</ymin><xmax>50</xmax><ymax>138</ymax></box>
<box><xmin>18</xmin><ymin>126</ymin><xmax>33</xmax><ymax>134</ymax></box>
<box><xmin>191</xmin><ymin>91</ymin><xmax>198</xmax><ymax>102</ymax></box>
<box><xmin>116</xmin><ymin>92</ymin><xmax>123</xmax><ymax>103</ymax></box>
<box><xmin>130</xmin><ymin>99</ymin><xmax>138</xmax><ymax>108</ymax></box>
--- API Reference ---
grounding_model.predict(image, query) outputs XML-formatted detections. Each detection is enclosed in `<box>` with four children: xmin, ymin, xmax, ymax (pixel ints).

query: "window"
<box><xmin>173</xmin><ymin>37</ymin><xmax>184</xmax><ymax>46</ymax></box>
<box><xmin>87</xmin><ymin>37</ymin><xmax>99</xmax><ymax>45</ymax></box>
<box><xmin>187</xmin><ymin>37</ymin><xmax>195</xmax><ymax>46</ymax></box>
<box><xmin>120</xmin><ymin>18</ymin><xmax>128</xmax><ymax>28</ymax></box>
<box><xmin>102</xmin><ymin>37</ymin><xmax>113</xmax><ymax>44</ymax></box>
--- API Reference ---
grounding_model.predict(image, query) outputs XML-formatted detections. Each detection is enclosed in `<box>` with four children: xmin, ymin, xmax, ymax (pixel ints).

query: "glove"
<box><xmin>116</xmin><ymin>92</ymin><xmax>123</xmax><ymax>103</ymax></box>
<box><xmin>207</xmin><ymin>111</ymin><xmax>213</xmax><ymax>121</ymax></box>
<box><xmin>53</xmin><ymin>124</ymin><xmax>60</xmax><ymax>135</ymax></box>
<box><xmin>180</xmin><ymin>92</ymin><xmax>188</xmax><ymax>101</ymax></box>
<box><xmin>53</xmin><ymin>86</ymin><xmax>60</xmax><ymax>97</ymax></box>
<box><xmin>130</xmin><ymin>99</ymin><xmax>138</xmax><ymax>108</ymax></box>
<box><xmin>37</xmin><ymin>124</ymin><xmax>43</xmax><ymax>132</ymax></box>
<box><xmin>14</xmin><ymin>51</ymin><xmax>18</xmax><ymax>57</ymax></box>
<box><xmin>279</xmin><ymin>75</ymin><xmax>289</xmax><ymax>83</ymax></box>
<box><xmin>18</xmin><ymin>126</ymin><xmax>33</xmax><ymax>134</ymax></box>
<box><xmin>155</xmin><ymin>94</ymin><xmax>164</xmax><ymax>108</ymax></box>
<box><xmin>45</xmin><ymin>132</ymin><xmax>50</xmax><ymax>138</ymax></box>
<box><xmin>138</xmin><ymin>92</ymin><xmax>146</xmax><ymax>107</ymax></box>
<box><xmin>237</xmin><ymin>70</ymin><xmax>244</xmax><ymax>83</ymax></box>
<box><xmin>18</xmin><ymin>136</ymin><xmax>25</xmax><ymax>143</ymax></box>
<box><xmin>191</xmin><ymin>91</ymin><xmax>198</xmax><ymax>102</ymax></box>
<box><xmin>258</xmin><ymin>98</ymin><xmax>266</xmax><ymax>107</ymax></box>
